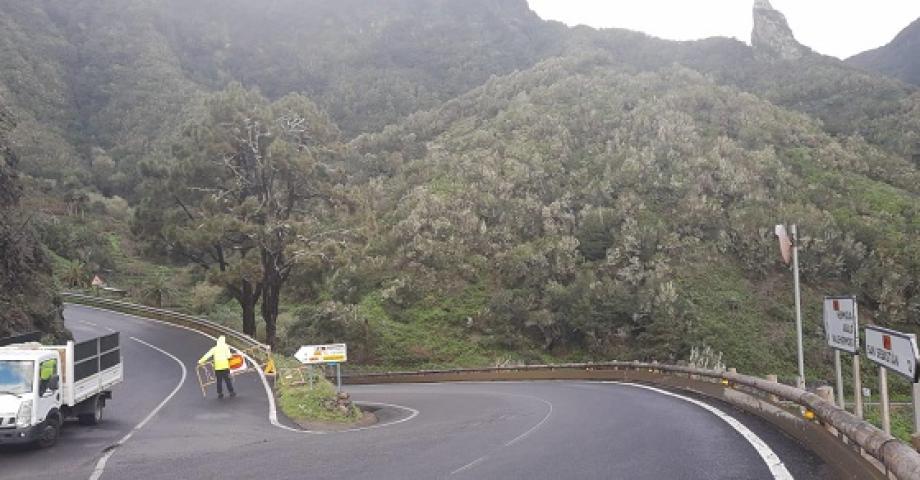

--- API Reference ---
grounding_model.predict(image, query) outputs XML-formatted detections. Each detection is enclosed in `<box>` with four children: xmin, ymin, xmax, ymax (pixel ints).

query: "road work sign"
<box><xmin>865</xmin><ymin>326</ymin><xmax>920</xmax><ymax>382</ymax></box>
<box><xmin>295</xmin><ymin>344</ymin><xmax>347</xmax><ymax>364</ymax></box>
<box><xmin>823</xmin><ymin>296</ymin><xmax>858</xmax><ymax>353</ymax></box>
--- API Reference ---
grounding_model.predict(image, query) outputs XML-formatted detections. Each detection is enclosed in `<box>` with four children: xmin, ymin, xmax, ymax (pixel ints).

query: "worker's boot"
<box><xmin>218</xmin><ymin>393</ymin><xmax>224</xmax><ymax>399</ymax></box>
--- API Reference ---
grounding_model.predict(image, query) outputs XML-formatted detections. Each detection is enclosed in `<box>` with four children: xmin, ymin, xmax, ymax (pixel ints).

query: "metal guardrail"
<box><xmin>61</xmin><ymin>292</ymin><xmax>269</xmax><ymax>355</ymax></box>
<box><xmin>343</xmin><ymin>363</ymin><xmax>920</xmax><ymax>480</ymax></box>
<box><xmin>60</xmin><ymin>294</ymin><xmax>920</xmax><ymax>479</ymax></box>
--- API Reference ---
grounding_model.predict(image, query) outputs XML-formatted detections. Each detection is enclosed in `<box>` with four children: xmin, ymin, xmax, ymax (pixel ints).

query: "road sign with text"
<box><xmin>865</xmin><ymin>326</ymin><xmax>920</xmax><ymax>382</ymax></box>
<box><xmin>294</xmin><ymin>344</ymin><xmax>347</xmax><ymax>364</ymax></box>
<box><xmin>823</xmin><ymin>296</ymin><xmax>858</xmax><ymax>353</ymax></box>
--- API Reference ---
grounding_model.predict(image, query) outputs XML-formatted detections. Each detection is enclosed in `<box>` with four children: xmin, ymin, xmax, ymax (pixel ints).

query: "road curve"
<box><xmin>0</xmin><ymin>305</ymin><xmax>833</xmax><ymax>479</ymax></box>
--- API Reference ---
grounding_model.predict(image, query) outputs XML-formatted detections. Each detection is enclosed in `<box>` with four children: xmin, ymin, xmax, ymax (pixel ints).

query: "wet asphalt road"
<box><xmin>0</xmin><ymin>305</ymin><xmax>832</xmax><ymax>479</ymax></box>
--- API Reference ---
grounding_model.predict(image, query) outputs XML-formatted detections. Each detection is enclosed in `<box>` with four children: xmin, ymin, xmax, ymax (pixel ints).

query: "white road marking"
<box><xmin>451</xmin><ymin>455</ymin><xmax>488</xmax><ymax>475</ymax></box>
<box><xmin>504</xmin><ymin>396</ymin><xmax>553</xmax><ymax>446</ymax></box>
<box><xmin>613</xmin><ymin>382</ymin><xmax>794</xmax><ymax>480</ymax></box>
<box><xmin>66</xmin><ymin>304</ymin><xmax>420</xmax><ymax>435</ymax></box>
<box><xmin>88</xmin><ymin>336</ymin><xmax>188</xmax><ymax>480</ymax></box>
<box><xmin>448</xmin><ymin>391</ymin><xmax>553</xmax><ymax>476</ymax></box>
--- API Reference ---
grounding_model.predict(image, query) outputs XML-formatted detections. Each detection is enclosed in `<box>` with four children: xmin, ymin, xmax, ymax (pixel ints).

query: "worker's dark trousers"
<box><xmin>215</xmin><ymin>369</ymin><xmax>235</xmax><ymax>396</ymax></box>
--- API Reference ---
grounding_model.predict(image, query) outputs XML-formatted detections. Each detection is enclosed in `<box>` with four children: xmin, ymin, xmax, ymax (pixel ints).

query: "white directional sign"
<box><xmin>865</xmin><ymin>326</ymin><xmax>920</xmax><ymax>382</ymax></box>
<box><xmin>823</xmin><ymin>296</ymin><xmax>858</xmax><ymax>353</ymax></box>
<box><xmin>294</xmin><ymin>344</ymin><xmax>347</xmax><ymax>364</ymax></box>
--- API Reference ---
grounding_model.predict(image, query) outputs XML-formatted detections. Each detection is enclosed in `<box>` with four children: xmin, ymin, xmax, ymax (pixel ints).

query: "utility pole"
<box><xmin>776</xmin><ymin>223</ymin><xmax>805</xmax><ymax>389</ymax></box>
<box><xmin>791</xmin><ymin>224</ymin><xmax>805</xmax><ymax>389</ymax></box>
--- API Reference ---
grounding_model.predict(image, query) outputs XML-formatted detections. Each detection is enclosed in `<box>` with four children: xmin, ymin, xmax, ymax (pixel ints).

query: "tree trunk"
<box><xmin>261</xmin><ymin>281</ymin><xmax>279</xmax><ymax>348</ymax></box>
<box><xmin>260</xmin><ymin>251</ymin><xmax>282</xmax><ymax>349</ymax></box>
<box><xmin>241</xmin><ymin>281</ymin><xmax>257</xmax><ymax>337</ymax></box>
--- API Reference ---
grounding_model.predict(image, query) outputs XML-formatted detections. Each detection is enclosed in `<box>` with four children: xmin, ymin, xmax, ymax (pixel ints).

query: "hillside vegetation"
<box><xmin>0</xmin><ymin>98</ymin><xmax>66</xmax><ymax>340</ymax></box>
<box><xmin>0</xmin><ymin>1</ymin><xmax>917</xmax><ymax>377</ymax></box>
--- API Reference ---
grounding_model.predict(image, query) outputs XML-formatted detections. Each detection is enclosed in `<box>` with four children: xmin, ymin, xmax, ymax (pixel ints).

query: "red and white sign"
<box><xmin>228</xmin><ymin>354</ymin><xmax>247</xmax><ymax>373</ymax></box>
<box><xmin>822</xmin><ymin>296</ymin><xmax>858</xmax><ymax>353</ymax></box>
<box><xmin>865</xmin><ymin>325</ymin><xmax>919</xmax><ymax>382</ymax></box>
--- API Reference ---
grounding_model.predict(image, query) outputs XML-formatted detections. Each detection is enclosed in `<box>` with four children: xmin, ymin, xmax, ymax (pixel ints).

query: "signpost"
<box><xmin>295</xmin><ymin>344</ymin><xmax>348</xmax><ymax>392</ymax></box>
<box><xmin>822</xmin><ymin>296</ymin><xmax>862</xmax><ymax>417</ymax></box>
<box><xmin>864</xmin><ymin>325</ymin><xmax>920</xmax><ymax>434</ymax></box>
<box><xmin>776</xmin><ymin>224</ymin><xmax>805</xmax><ymax>389</ymax></box>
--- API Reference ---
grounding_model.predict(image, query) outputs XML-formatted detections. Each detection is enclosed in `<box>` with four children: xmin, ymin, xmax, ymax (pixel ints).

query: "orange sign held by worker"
<box><xmin>228</xmin><ymin>354</ymin><xmax>247</xmax><ymax>374</ymax></box>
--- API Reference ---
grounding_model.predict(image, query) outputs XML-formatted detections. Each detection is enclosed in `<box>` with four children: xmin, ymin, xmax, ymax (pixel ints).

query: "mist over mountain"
<box><xmin>848</xmin><ymin>18</ymin><xmax>920</xmax><ymax>87</ymax></box>
<box><xmin>1</xmin><ymin>0</ymin><xmax>917</xmax><ymax>371</ymax></box>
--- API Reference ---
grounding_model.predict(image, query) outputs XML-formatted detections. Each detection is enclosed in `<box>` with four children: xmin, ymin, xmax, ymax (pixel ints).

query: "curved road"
<box><xmin>0</xmin><ymin>305</ymin><xmax>834</xmax><ymax>479</ymax></box>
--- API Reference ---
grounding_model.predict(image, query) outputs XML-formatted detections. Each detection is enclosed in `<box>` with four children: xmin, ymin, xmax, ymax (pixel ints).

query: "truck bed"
<box><xmin>63</xmin><ymin>333</ymin><xmax>123</xmax><ymax>406</ymax></box>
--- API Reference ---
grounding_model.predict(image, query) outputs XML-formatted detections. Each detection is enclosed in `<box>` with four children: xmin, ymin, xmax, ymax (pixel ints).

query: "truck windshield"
<box><xmin>0</xmin><ymin>360</ymin><xmax>34</xmax><ymax>395</ymax></box>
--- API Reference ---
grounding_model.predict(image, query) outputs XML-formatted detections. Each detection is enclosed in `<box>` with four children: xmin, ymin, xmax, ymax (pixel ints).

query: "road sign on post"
<box><xmin>294</xmin><ymin>344</ymin><xmax>347</xmax><ymax>391</ymax></box>
<box><xmin>823</xmin><ymin>296</ymin><xmax>860</xmax><ymax>412</ymax></box>
<box><xmin>823</xmin><ymin>296</ymin><xmax>858</xmax><ymax>353</ymax></box>
<box><xmin>864</xmin><ymin>325</ymin><xmax>920</xmax><ymax>436</ymax></box>
<box><xmin>294</xmin><ymin>344</ymin><xmax>348</xmax><ymax>365</ymax></box>
<box><xmin>865</xmin><ymin>326</ymin><xmax>919</xmax><ymax>382</ymax></box>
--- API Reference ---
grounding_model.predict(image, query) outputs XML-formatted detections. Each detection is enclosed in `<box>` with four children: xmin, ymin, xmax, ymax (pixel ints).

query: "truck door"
<box><xmin>36</xmin><ymin>358</ymin><xmax>60</xmax><ymax>419</ymax></box>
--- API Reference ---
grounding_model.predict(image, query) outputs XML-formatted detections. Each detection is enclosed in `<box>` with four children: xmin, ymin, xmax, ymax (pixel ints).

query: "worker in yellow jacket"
<box><xmin>198</xmin><ymin>336</ymin><xmax>236</xmax><ymax>399</ymax></box>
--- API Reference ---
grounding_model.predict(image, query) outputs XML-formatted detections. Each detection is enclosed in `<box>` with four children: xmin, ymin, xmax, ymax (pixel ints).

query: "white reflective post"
<box><xmin>853</xmin><ymin>354</ymin><xmax>863</xmax><ymax>419</ymax></box>
<box><xmin>880</xmin><ymin>367</ymin><xmax>891</xmax><ymax>434</ymax></box>
<box><xmin>791</xmin><ymin>225</ymin><xmax>805</xmax><ymax>389</ymax></box>
<box><xmin>834</xmin><ymin>350</ymin><xmax>845</xmax><ymax>408</ymax></box>
<box><xmin>913</xmin><ymin>381</ymin><xmax>920</xmax><ymax>434</ymax></box>
<box><xmin>336</xmin><ymin>363</ymin><xmax>342</xmax><ymax>393</ymax></box>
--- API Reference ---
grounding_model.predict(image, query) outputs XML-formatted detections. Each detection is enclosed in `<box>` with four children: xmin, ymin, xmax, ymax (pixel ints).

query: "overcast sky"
<box><xmin>527</xmin><ymin>1</ymin><xmax>920</xmax><ymax>59</ymax></box>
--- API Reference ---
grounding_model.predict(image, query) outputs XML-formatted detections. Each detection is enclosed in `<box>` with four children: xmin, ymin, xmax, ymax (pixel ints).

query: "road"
<box><xmin>0</xmin><ymin>305</ymin><xmax>834</xmax><ymax>479</ymax></box>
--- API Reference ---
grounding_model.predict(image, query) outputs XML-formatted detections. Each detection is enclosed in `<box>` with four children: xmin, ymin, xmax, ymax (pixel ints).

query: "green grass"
<box><xmin>864</xmin><ymin>405</ymin><xmax>914</xmax><ymax>443</ymax></box>
<box><xmin>276</xmin><ymin>361</ymin><xmax>362</xmax><ymax>424</ymax></box>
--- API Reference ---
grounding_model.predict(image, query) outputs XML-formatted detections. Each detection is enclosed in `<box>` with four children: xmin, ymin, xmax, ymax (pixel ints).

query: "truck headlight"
<box><xmin>16</xmin><ymin>401</ymin><xmax>32</xmax><ymax>428</ymax></box>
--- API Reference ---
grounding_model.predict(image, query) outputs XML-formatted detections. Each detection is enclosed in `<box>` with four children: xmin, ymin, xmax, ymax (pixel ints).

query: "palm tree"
<box><xmin>138</xmin><ymin>271</ymin><xmax>176</xmax><ymax>308</ymax></box>
<box><xmin>60</xmin><ymin>260</ymin><xmax>90</xmax><ymax>289</ymax></box>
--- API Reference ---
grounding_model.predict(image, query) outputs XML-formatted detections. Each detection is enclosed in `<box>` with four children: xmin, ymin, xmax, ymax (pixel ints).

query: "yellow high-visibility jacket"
<box><xmin>199</xmin><ymin>336</ymin><xmax>232</xmax><ymax>371</ymax></box>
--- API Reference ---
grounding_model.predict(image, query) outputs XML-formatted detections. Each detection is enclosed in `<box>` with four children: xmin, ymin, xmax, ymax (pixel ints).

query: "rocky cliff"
<box><xmin>751</xmin><ymin>0</ymin><xmax>810</xmax><ymax>60</ymax></box>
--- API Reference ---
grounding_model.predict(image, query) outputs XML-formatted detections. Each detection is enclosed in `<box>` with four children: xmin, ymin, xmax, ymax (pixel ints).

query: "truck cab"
<box><xmin>1</xmin><ymin>333</ymin><xmax>121</xmax><ymax>448</ymax></box>
<box><xmin>0</xmin><ymin>349</ymin><xmax>64</xmax><ymax>448</ymax></box>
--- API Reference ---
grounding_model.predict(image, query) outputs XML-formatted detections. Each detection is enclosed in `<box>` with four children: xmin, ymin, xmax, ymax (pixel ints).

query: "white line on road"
<box><xmin>67</xmin><ymin>304</ymin><xmax>420</xmax><ymax>435</ymax></box>
<box><xmin>449</xmin><ymin>391</ymin><xmax>554</xmax><ymax>476</ymax></box>
<box><xmin>450</xmin><ymin>455</ymin><xmax>488</xmax><ymax>475</ymax></box>
<box><xmin>504</xmin><ymin>396</ymin><xmax>553</xmax><ymax>447</ymax></box>
<box><xmin>613</xmin><ymin>382</ymin><xmax>794</xmax><ymax>480</ymax></box>
<box><xmin>88</xmin><ymin>336</ymin><xmax>188</xmax><ymax>480</ymax></box>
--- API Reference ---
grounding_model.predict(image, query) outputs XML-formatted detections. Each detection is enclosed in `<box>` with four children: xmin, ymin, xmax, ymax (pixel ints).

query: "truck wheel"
<box><xmin>36</xmin><ymin>416</ymin><xmax>60</xmax><ymax>449</ymax></box>
<box><xmin>78</xmin><ymin>396</ymin><xmax>104</xmax><ymax>426</ymax></box>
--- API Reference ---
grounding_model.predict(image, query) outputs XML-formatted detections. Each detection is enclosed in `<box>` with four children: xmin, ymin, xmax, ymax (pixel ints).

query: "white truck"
<box><xmin>0</xmin><ymin>332</ymin><xmax>122</xmax><ymax>448</ymax></box>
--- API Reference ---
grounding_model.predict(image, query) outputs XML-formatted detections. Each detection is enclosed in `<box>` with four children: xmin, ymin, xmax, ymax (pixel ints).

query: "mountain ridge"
<box><xmin>848</xmin><ymin>17</ymin><xmax>920</xmax><ymax>86</ymax></box>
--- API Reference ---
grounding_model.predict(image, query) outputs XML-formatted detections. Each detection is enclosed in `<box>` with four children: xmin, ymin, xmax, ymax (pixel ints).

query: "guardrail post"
<box><xmin>816</xmin><ymin>386</ymin><xmax>837</xmax><ymax>435</ymax></box>
<box><xmin>766</xmin><ymin>374</ymin><xmax>778</xmax><ymax>403</ymax></box>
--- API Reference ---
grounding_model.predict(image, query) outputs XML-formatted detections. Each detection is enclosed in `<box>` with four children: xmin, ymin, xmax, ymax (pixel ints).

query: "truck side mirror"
<box><xmin>48</xmin><ymin>375</ymin><xmax>60</xmax><ymax>391</ymax></box>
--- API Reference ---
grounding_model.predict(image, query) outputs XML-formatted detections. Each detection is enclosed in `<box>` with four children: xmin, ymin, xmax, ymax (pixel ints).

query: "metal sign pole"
<box><xmin>335</xmin><ymin>363</ymin><xmax>342</xmax><ymax>393</ymax></box>
<box><xmin>913</xmin><ymin>381</ymin><xmax>920</xmax><ymax>435</ymax></box>
<box><xmin>834</xmin><ymin>350</ymin><xmax>845</xmax><ymax>408</ymax></box>
<box><xmin>853</xmin><ymin>354</ymin><xmax>863</xmax><ymax>419</ymax></box>
<box><xmin>309</xmin><ymin>365</ymin><xmax>314</xmax><ymax>389</ymax></box>
<box><xmin>791</xmin><ymin>224</ymin><xmax>805</xmax><ymax>389</ymax></box>
<box><xmin>879</xmin><ymin>367</ymin><xmax>891</xmax><ymax>434</ymax></box>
